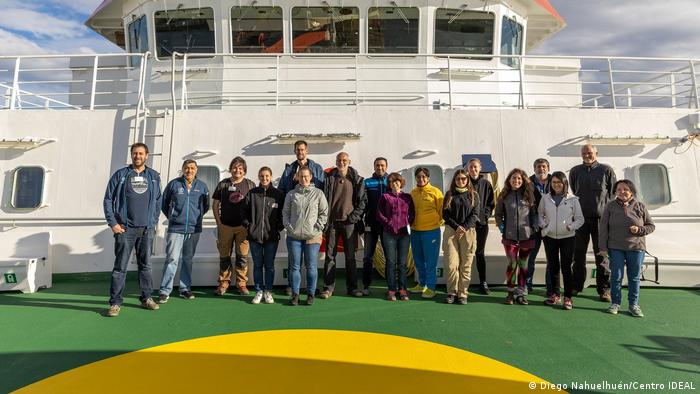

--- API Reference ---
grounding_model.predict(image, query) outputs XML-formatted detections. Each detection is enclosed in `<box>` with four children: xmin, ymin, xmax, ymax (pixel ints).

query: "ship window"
<box><xmin>196</xmin><ymin>165</ymin><xmax>221</xmax><ymax>209</ymax></box>
<box><xmin>291</xmin><ymin>7</ymin><xmax>359</xmax><ymax>53</ymax></box>
<box><xmin>500</xmin><ymin>16</ymin><xmax>523</xmax><ymax>68</ymax></box>
<box><xmin>231</xmin><ymin>6</ymin><xmax>283</xmax><ymax>53</ymax></box>
<box><xmin>368</xmin><ymin>7</ymin><xmax>419</xmax><ymax>54</ymax></box>
<box><xmin>434</xmin><ymin>9</ymin><xmax>494</xmax><ymax>56</ymax></box>
<box><xmin>128</xmin><ymin>15</ymin><xmax>149</xmax><ymax>67</ymax></box>
<box><xmin>154</xmin><ymin>7</ymin><xmax>215</xmax><ymax>58</ymax></box>
<box><xmin>11</xmin><ymin>167</ymin><xmax>45</xmax><ymax>209</ymax></box>
<box><xmin>633</xmin><ymin>164</ymin><xmax>671</xmax><ymax>209</ymax></box>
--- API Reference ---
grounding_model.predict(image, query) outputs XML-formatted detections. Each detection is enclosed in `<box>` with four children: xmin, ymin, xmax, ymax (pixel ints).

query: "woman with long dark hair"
<box><xmin>442</xmin><ymin>169</ymin><xmax>480</xmax><ymax>304</ymax></box>
<box><xmin>466</xmin><ymin>158</ymin><xmax>495</xmax><ymax>294</ymax></box>
<box><xmin>495</xmin><ymin>168</ymin><xmax>537</xmax><ymax>305</ymax></box>
<box><xmin>538</xmin><ymin>171</ymin><xmax>584</xmax><ymax>310</ymax></box>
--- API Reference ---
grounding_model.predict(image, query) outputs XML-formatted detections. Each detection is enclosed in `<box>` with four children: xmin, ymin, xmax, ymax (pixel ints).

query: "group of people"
<box><xmin>103</xmin><ymin>141</ymin><xmax>654</xmax><ymax>318</ymax></box>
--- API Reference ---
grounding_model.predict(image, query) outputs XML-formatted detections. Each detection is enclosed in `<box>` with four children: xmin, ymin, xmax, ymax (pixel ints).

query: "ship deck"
<box><xmin>1</xmin><ymin>273</ymin><xmax>698</xmax><ymax>393</ymax></box>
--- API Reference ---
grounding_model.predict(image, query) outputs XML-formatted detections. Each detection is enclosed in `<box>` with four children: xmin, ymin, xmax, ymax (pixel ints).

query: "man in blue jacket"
<box><xmin>361</xmin><ymin>157</ymin><xmax>388</xmax><ymax>295</ymax></box>
<box><xmin>158</xmin><ymin>159</ymin><xmax>210</xmax><ymax>303</ymax></box>
<box><xmin>103</xmin><ymin>143</ymin><xmax>162</xmax><ymax>317</ymax></box>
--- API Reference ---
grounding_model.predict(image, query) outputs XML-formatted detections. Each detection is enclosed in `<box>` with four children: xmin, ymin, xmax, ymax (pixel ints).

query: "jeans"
<box><xmin>410</xmin><ymin>228</ymin><xmax>441</xmax><ymax>290</ymax></box>
<box><xmin>542</xmin><ymin>236</ymin><xmax>574</xmax><ymax>298</ymax></box>
<box><xmin>323</xmin><ymin>222</ymin><xmax>358</xmax><ymax>293</ymax></box>
<box><xmin>609</xmin><ymin>249</ymin><xmax>644</xmax><ymax>306</ymax></box>
<box><xmin>573</xmin><ymin>217</ymin><xmax>610</xmax><ymax>294</ymax></box>
<box><xmin>474</xmin><ymin>224</ymin><xmax>489</xmax><ymax>284</ymax></box>
<box><xmin>109</xmin><ymin>227</ymin><xmax>154</xmax><ymax>306</ymax></box>
<box><xmin>362</xmin><ymin>225</ymin><xmax>383</xmax><ymax>289</ymax></box>
<box><xmin>160</xmin><ymin>232</ymin><xmax>200</xmax><ymax>296</ymax></box>
<box><xmin>382</xmin><ymin>232</ymin><xmax>410</xmax><ymax>292</ymax></box>
<box><xmin>250</xmin><ymin>240</ymin><xmax>279</xmax><ymax>292</ymax></box>
<box><xmin>287</xmin><ymin>237</ymin><xmax>320</xmax><ymax>296</ymax></box>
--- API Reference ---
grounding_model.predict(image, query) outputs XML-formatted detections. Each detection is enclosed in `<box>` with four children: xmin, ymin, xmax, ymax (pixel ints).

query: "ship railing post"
<box><xmin>447</xmin><ymin>55</ymin><xmax>453</xmax><ymax>110</ymax></box>
<box><xmin>626</xmin><ymin>88</ymin><xmax>632</xmax><ymax>108</ymax></box>
<box><xmin>275</xmin><ymin>55</ymin><xmax>280</xmax><ymax>107</ymax></box>
<box><xmin>181</xmin><ymin>54</ymin><xmax>187</xmax><ymax>111</ymax></box>
<box><xmin>9</xmin><ymin>57</ymin><xmax>20</xmax><ymax>110</ymax></box>
<box><xmin>171</xmin><ymin>53</ymin><xmax>178</xmax><ymax>112</ymax></box>
<box><xmin>670</xmin><ymin>72</ymin><xmax>676</xmax><ymax>108</ymax></box>
<box><xmin>89</xmin><ymin>55</ymin><xmax>99</xmax><ymax>110</ymax></box>
<box><xmin>518</xmin><ymin>55</ymin><xmax>525</xmax><ymax>109</ymax></box>
<box><xmin>607</xmin><ymin>58</ymin><xmax>616</xmax><ymax>109</ymax></box>
<box><xmin>689</xmin><ymin>59</ymin><xmax>699</xmax><ymax>109</ymax></box>
<box><xmin>354</xmin><ymin>54</ymin><xmax>359</xmax><ymax>106</ymax></box>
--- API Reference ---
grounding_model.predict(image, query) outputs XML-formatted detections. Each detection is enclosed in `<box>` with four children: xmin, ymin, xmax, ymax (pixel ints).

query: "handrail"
<box><xmin>0</xmin><ymin>82</ymin><xmax>81</xmax><ymax>110</ymax></box>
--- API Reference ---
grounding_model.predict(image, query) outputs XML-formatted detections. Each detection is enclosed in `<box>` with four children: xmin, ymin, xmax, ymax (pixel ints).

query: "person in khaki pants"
<box><xmin>442</xmin><ymin>169</ymin><xmax>480</xmax><ymax>305</ymax></box>
<box><xmin>213</xmin><ymin>157</ymin><xmax>256</xmax><ymax>295</ymax></box>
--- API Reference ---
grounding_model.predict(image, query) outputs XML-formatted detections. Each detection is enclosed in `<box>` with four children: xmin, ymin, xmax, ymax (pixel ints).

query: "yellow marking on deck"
<box><xmin>15</xmin><ymin>330</ymin><xmax>565</xmax><ymax>393</ymax></box>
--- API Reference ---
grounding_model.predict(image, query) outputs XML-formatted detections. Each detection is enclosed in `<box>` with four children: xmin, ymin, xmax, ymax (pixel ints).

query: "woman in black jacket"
<box><xmin>244</xmin><ymin>167</ymin><xmax>284</xmax><ymax>304</ymax></box>
<box><xmin>442</xmin><ymin>169</ymin><xmax>480</xmax><ymax>304</ymax></box>
<box><xmin>466</xmin><ymin>158</ymin><xmax>495</xmax><ymax>294</ymax></box>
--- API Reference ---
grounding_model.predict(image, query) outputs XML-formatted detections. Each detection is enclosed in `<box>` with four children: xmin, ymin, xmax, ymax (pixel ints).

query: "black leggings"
<box><xmin>474</xmin><ymin>224</ymin><xmax>489</xmax><ymax>283</ymax></box>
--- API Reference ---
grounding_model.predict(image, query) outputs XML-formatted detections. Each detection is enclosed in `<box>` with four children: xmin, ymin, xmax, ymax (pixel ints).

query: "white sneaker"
<box><xmin>263</xmin><ymin>291</ymin><xmax>274</xmax><ymax>304</ymax></box>
<box><xmin>629</xmin><ymin>304</ymin><xmax>644</xmax><ymax>318</ymax></box>
<box><xmin>251</xmin><ymin>291</ymin><xmax>263</xmax><ymax>304</ymax></box>
<box><xmin>607</xmin><ymin>303</ymin><xmax>620</xmax><ymax>315</ymax></box>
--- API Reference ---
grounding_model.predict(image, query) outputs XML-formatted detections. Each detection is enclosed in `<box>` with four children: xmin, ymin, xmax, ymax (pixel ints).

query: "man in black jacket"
<box><xmin>527</xmin><ymin>158</ymin><xmax>552</xmax><ymax>295</ymax></box>
<box><xmin>361</xmin><ymin>157</ymin><xmax>388</xmax><ymax>295</ymax></box>
<box><xmin>319</xmin><ymin>152</ymin><xmax>367</xmax><ymax>298</ymax></box>
<box><xmin>569</xmin><ymin>144</ymin><xmax>616</xmax><ymax>301</ymax></box>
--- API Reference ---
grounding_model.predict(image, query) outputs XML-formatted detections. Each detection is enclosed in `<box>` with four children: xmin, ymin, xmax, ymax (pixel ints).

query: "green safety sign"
<box><xmin>437</xmin><ymin>268</ymin><xmax>443</xmax><ymax>278</ymax></box>
<box><xmin>4</xmin><ymin>273</ymin><xmax>17</xmax><ymax>284</ymax></box>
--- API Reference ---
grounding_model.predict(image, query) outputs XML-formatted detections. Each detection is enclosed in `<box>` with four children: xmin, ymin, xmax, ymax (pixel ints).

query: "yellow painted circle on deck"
<box><xmin>15</xmin><ymin>330</ymin><xmax>563</xmax><ymax>393</ymax></box>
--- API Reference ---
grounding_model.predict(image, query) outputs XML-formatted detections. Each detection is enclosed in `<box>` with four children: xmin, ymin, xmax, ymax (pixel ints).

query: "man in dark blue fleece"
<box><xmin>158</xmin><ymin>159</ymin><xmax>210</xmax><ymax>303</ymax></box>
<box><xmin>103</xmin><ymin>143</ymin><xmax>162</xmax><ymax>317</ymax></box>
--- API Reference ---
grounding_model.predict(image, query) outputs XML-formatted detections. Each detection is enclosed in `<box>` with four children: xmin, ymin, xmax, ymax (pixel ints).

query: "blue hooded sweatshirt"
<box><xmin>103</xmin><ymin>166</ymin><xmax>162</xmax><ymax>229</ymax></box>
<box><xmin>161</xmin><ymin>177</ymin><xmax>210</xmax><ymax>234</ymax></box>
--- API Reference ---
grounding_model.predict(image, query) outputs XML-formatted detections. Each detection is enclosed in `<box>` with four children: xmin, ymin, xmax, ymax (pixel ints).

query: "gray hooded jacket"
<box><xmin>283</xmin><ymin>184</ymin><xmax>329</xmax><ymax>240</ymax></box>
<box><xmin>495</xmin><ymin>190</ymin><xmax>538</xmax><ymax>241</ymax></box>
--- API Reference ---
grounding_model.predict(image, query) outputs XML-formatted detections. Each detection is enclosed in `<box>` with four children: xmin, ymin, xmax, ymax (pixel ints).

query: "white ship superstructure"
<box><xmin>1</xmin><ymin>0</ymin><xmax>698</xmax><ymax>288</ymax></box>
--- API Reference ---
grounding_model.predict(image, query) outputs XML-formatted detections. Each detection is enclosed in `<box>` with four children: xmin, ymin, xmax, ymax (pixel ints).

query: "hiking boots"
<box><xmin>456</xmin><ymin>297</ymin><xmax>468</xmax><ymax>305</ymax></box>
<box><xmin>319</xmin><ymin>290</ymin><xmax>332</xmax><ymax>299</ymax></box>
<box><xmin>237</xmin><ymin>285</ymin><xmax>250</xmax><ymax>295</ymax></box>
<box><xmin>158</xmin><ymin>294</ymin><xmax>169</xmax><ymax>304</ymax></box>
<box><xmin>289</xmin><ymin>293</ymin><xmax>299</xmax><ymax>306</ymax></box>
<box><xmin>306</xmin><ymin>294</ymin><xmax>315</xmax><ymax>306</ymax></box>
<box><xmin>180</xmin><ymin>291</ymin><xmax>195</xmax><ymax>300</ymax></box>
<box><xmin>505</xmin><ymin>293</ymin><xmax>515</xmax><ymax>305</ymax></box>
<box><xmin>515</xmin><ymin>295</ymin><xmax>529</xmax><ymax>305</ymax></box>
<box><xmin>445</xmin><ymin>294</ymin><xmax>456</xmax><ymax>304</ymax></box>
<box><xmin>106</xmin><ymin>305</ymin><xmax>120</xmax><ymax>317</ymax></box>
<box><xmin>141</xmin><ymin>298</ymin><xmax>159</xmax><ymax>310</ymax></box>
<box><xmin>599</xmin><ymin>291</ymin><xmax>611</xmax><ymax>302</ymax></box>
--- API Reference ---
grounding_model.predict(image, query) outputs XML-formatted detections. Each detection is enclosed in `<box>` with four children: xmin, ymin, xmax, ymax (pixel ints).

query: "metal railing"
<box><xmin>1</xmin><ymin>52</ymin><xmax>698</xmax><ymax>111</ymax></box>
<box><xmin>1</xmin><ymin>53</ymin><xmax>149</xmax><ymax>110</ymax></box>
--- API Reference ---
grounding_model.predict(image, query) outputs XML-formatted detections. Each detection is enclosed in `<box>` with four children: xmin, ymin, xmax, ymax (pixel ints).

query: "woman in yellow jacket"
<box><xmin>408</xmin><ymin>167</ymin><xmax>444</xmax><ymax>298</ymax></box>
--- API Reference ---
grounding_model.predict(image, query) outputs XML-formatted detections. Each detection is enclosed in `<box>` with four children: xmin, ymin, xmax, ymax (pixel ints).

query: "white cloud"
<box><xmin>533</xmin><ymin>0</ymin><xmax>700</xmax><ymax>58</ymax></box>
<box><xmin>0</xmin><ymin>28</ymin><xmax>51</xmax><ymax>55</ymax></box>
<box><xmin>47</xmin><ymin>0</ymin><xmax>105</xmax><ymax>15</ymax></box>
<box><xmin>0</xmin><ymin>8</ymin><xmax>86</xmax><ymax>39</ymax></box>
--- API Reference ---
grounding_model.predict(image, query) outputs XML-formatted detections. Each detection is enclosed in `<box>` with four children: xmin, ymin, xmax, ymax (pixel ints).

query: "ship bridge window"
<box><xmin>500</xmin><ymin>16</ymin><xmax>523</xmax><ymax>68</ymax></box>
<box><xmin>231</xmin><ymin>6</ymin><xmax>283</xmax><ymax>53</ymax></box>
<box><xmin>291</xmin><ymin>7</ymin><xmax>359</xmax><ymax>53</ymax></box>
<box><xmin>127</xmin><ymin>15</ymin><xmax>149</xmax><ymax>67</ymax></box>
<box><xmin>434</xmin><ymin>9</ymin><xmax>494</xmax><ymax>57</ymax></box>
<box><xmin>155</xmin><ymin>7</ymin><xmax>215</xmax><ymax>58</ymax></box>
<box><xmin>632</xmin><ymin>163</ymin><xmax>671</xmax><ymax>209</ymax></box>
<box><xmin>11</xmin><ymin>167</ymin><xmax>45</xmax><ymax>209</ymax></box>
<box><xmin>368</xmin><ymin>7</ymin><xmax>419</xmax><ymax>54</ymax></box>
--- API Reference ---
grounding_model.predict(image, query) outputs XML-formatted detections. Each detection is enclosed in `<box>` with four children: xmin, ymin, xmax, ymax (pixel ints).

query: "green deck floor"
<box><xmin>1</xmin><ymin>273</ymin><xmax>698</xmax><ymax>393</ymax></box>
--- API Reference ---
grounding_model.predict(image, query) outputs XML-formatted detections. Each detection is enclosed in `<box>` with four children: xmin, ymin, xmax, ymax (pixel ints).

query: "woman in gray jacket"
<box><xmin>495</xmin><ymin>168</ymin><xmax>537</xmax><ymax>305</ymax></box>
<box><xmin>282</xmin><ymin>167</ymin><xmax>329</xmax><ymax>306</ymax></box>
<box><xmin>599</xmin><ymin>180</ymin><xmax>654</xmax><ymax>317</ymax></box>
<box><xmin>538</xmin><ymin>171</ymin><xmax>584</xmax><ymax>310</ymax></box>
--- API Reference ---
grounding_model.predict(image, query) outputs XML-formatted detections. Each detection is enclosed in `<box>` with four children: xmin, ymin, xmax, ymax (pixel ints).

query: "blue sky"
<box><xmin>1</xmin><ymin>0</ymin><xmax>699</xmax><ymax>58</ymax></box>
